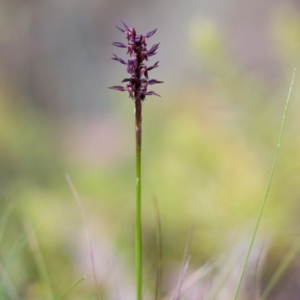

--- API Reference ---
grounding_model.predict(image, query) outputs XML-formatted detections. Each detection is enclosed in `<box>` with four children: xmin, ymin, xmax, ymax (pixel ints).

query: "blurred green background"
<box><xmin>1</xmin><ymin>1</ymin><xmax>300</xmax><ymax>299</ymax></box>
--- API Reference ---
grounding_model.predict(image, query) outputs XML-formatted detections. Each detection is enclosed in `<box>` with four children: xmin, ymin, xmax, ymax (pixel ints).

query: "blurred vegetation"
<box><xmin>2</xmin><ymin>6</ymin><xmax>300</xmax><ymax>300</ymax></box>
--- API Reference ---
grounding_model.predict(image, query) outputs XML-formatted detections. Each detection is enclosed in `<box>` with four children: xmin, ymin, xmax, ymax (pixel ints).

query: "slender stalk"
<box><xmin>260</xmin><ymin>236</ymin><xmax>300</xmax><ymax>300</ymax></box>
<box><xmin>66</xmin><ymin>175</ymin><xmax>102</xmax><ymax>300</ymax></box>
<box><xmin>135</xmin><ymin>98</ymin><xmax>143</xmax><ymax>300</ymax></box>
<box><xmin>55</xmin><ymin>276</ymin><xmax>86</xmax><ymax>300</ymax></box>
<box><xmin>153</xmin><ymin>195</ymin><xmax>163</xmax><ymax>300</ymax></box>
<box><xmin>109</xmin><ymin>22</ymin><xmax>163</xmax><ymax>300</ymax></box>
<box><xmin>25</xmin><ymin>221</ymin><xmax>54</xmax><ymax>300</ymax></box>
<box><xmin>232</xmin><ymin>69</ymin><xmax>296</xmax><ymax>300</ymax></box>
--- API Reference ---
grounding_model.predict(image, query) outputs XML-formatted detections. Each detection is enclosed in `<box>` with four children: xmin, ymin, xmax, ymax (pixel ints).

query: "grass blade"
<box><xmin>0</xmin><ymin>201</ymin><xmax>14</xmax><ymax>246</ymax></box>
<box><xmin>24</xmin><ymin>221</ymin><xmax>54</xmax><ymax>300</ymax></box>
<box><xmin>55</xmin><ymin>276</ymin><xmax>86</xmax><ymax>300</ymax></box>
<box><xmin>232</xmin><ymin>69</ymin><xmax>296</xmax><ymax>300</ymax></box>
<box><xmin>0</xmin><ymin>261</ymin><xmax>22</xmax><ymax>300</ymax></box>
<box><xmin>172</xmin><ymin>226</ymin><xmax>193</xmax><ymax>300</ymax></box>
<box><xmin>66</xmin><ymin>174</ymin><xmax>102</xmax><ymax>300</ymax></box>
<box><xmin>260</xmin><ymin>236</ymin><xmax>300</xmax><ymax>300</ymax></box>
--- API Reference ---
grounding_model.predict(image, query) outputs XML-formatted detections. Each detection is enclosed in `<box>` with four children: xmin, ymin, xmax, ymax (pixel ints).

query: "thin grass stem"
<box><xmin>0</xmin><ymin>202</ymin><xmax>13</xmax><ymax>246</ymax></box>
<box><xmin>153</xmin><ymin>195</ymin><xmax>163</xmax><ymax>300</ymax></box>
<box><xmin>232</xmin><ymin>69</ymin><xmax>296</xmax><ymax>300</ymax></box>
<box><xmin>135</xmin><ymin>99</ymin><xmax>143</xmax><ymax>300</ymax></box>
<box><xmin>24</xmin><ymin>221</ymin><xmax>54</xmax><ymax>300</ymax></box>
<box><xmin>260</xmin><ymin>236</ymin><xmax>300</xmax><ymax>300</ymax></box>
<box><xmin>66</xmin><ymin>174</ymin><xmax>102</xmax><ymax>300</ymax></box>
<box><xmin>172</xmin><ymin>226</ymin><xmax>193</xmax><ymax>300</ymax></box>
<box><xmin>0</xmin><ymin>261</ymin><xmax>22</xmax><ymax>300</ymax></box>
<box><xmin>55</xmin><ymin>276</ymin><xmax>86</xmax><ymax>300</ymax></box>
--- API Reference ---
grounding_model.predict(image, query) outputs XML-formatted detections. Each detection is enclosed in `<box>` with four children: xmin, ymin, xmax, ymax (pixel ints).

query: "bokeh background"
<box><xmin>1</xmin><ymin>0</ymin><xmax>300</xmax><ymax>299</ymax></box>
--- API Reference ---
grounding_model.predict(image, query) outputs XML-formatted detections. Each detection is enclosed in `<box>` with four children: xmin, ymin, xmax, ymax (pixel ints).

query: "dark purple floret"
<box><xmin>147</xmin><ymin>43</ymin><xmax>160</xmax><ymax>56</ymax></box>
<box><xmin>148</xmin><ymin>79</ymin><xmax>163</xmax><ymax>85</ymax></box>
<box><xmin>108</xmin><ymin>85</ymin><xmax>126</xmax><ymax>91</ymax></box>
<box><xmin>111</xmin><ymin>54</ymin><xmax>126</xmax><ymax>65</ymax></box>
<box><xmin>144</xmin><ymin>29</ymin><xmax>157</xmax><ymax>39</ymax></box>
<box><xmin>112</xmin><ymin>42</ymin><xmax>127</xmax><ymax>48</ymax></box>
<box><xmin>109</xmin><ymin>22</ymin><xmax>163</xmax><ymax>101</ymax></box>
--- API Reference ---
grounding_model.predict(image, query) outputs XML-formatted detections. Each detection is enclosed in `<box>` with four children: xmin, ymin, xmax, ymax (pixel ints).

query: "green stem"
<box><xmin>135</xmin><ymin>99</ymin><xmax>142</xmax><ymax>300</ymax></box>
<box><xmin>232</xmin><ymin>69</ymin><xmax>295</xmax><ymax>300</ymax></box>
<box><xmin>260</xmin><ymin>236</ymin><xmax>300</xmax><ymax>300</ymax></box>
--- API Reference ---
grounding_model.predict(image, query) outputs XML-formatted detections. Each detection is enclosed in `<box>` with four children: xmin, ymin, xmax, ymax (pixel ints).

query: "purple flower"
<box><xmin>109</xmin><ymin>21</ymin><xmax>163</xmax><ymax>101</ymax></box>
